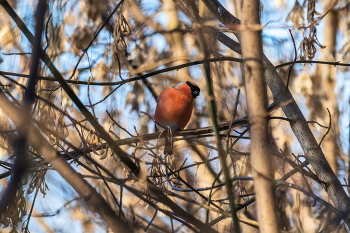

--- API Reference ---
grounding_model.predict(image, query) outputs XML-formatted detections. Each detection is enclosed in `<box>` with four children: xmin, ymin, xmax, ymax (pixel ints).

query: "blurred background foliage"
<box><xmin>0</xmin><ymin>0</ymin><xmax>349</xmax><ymax>232</ymax></box>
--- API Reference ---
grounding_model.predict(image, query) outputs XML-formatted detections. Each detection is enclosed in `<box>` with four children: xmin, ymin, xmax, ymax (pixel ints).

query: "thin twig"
<box><xmin>1</xmin><ymin>57</ymin><xmax>243</xmax><ymax>85</ymax></box>
<box><xmin>319</xmin><ymin>108</ymin><xmax>332</xmax><ymax>146</ymax></box>
<box><xmin>43</xmin><ymin>13</ymin><xmax>52</xmax><ymax>51</ymax></box>
<box><xmin>286</xmin><ymin>29</ymin><xmax>297</xmax><ymax>88</ymax></box>
<box><xmin>144</xmin><ymin>210</ymin><xmax>158</xmax><ymax>232</ymax></box>
<box><xmin>68</xmin><ymin>0</ymin><xmax>125</xmax><ymax>80</ymax></box>
<box><xmin>0</xmin><ymin>0</ymin><xmax>47</xmax><ymax>213</ymax></box>
<box><xmin>275</xmin><ymin>60</ymin><xmax>349</xmax><ymax>69</ymax></box>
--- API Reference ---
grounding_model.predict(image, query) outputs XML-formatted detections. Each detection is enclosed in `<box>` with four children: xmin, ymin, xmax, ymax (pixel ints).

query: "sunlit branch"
<box><xmin>275</xmin><ymin>60</ymin><xmax>350</xmax><ymax>69</ymax></box>
<box><xmin>0</xmin><ymin>57</ymin><xmax>243</xmax><ymax>85</ymax></box>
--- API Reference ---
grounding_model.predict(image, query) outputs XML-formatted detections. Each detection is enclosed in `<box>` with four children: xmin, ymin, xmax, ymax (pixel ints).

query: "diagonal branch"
<box><xmin>0</xmin><ymin>1</ymin><xmax>218</xmax><ymax>231</ymax></box>
<box><xmin>0</xmin><ymin>0</ymin><xmax>47</xmax><ymax>214</ymax></box>
<box><xmin>0</xmin><ymin>90</ymin><xmax>133</xmax><ymax>232</ymax></box>
<box><xmin>173</xmin><ymin>0</ymin><xmax>350</xmax><ymax>219</ymax></box>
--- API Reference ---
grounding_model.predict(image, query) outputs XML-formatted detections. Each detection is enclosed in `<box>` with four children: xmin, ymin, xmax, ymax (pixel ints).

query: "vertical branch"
<box><xmin>0</xmin><ymin>91</ymin><xmax>134</xmax><ymax>233</ymax></box>
<box><xmin>0</xmin><ymin>2</ymin><xmax>218</xmax><ymax>231</ymax></box>
<box><xmin>241</xmin><ymin>1</ymin><xmax>280</xmax><ymax>232</ymax></box>
<box><xmin>0</xmin><ymin>1</ymin><xmax>133</xmax><ymax>232</ymax></box>
<box><xmin>0</xmin><ymin>0</ymin><xmax>47</xmax><ymax>212</ymax></box>
<box><xmin>24</xmin><ymin>0</ymin><xmax>46</xmax><ymax>105</ymax></box>
<box><xmin>197</xmin><ymin>30</ymin><xmax>241</xmax><ymax>233</ymax></box>
<box><xmin>317</xmin><ymin>0</ymin><xmax>340</xmax><ymax>173</ymax></box>
<box><xmin>0</xmin><ymin>0</ymin><xmax>140</xmax><ymax>179</ymax></box>
<box><xmin>189</xmin><ymin>0</ymin><xmax>350</xmax><ymax>220</ymax></box>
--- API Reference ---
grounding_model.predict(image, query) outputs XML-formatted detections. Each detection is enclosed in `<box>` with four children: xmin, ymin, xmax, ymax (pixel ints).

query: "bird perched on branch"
<box><xmin>154</xmin><ymin>81</ymin><xmax>200</xmax><ymax>155</ymax></box>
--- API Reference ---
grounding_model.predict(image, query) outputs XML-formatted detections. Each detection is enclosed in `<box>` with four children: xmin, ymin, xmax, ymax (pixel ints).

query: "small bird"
<box><xmin>154</xmin><ymin>81</ymin><xmax>200</xmax><ymax>155</ymax></box>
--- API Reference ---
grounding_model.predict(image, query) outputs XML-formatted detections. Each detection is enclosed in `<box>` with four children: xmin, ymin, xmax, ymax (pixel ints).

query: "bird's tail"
<box><xmin>164</xmin><ymin>136</ymin><xmax>173</xmax><ymax>155</ymax></box>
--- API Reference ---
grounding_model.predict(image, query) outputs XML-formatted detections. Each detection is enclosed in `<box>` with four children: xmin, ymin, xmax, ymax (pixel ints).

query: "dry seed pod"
<box><xmin>119</xmin><ymin>14</ymin><xmax>131</xmax><ymax>36</ymax></box>
<box><xmin>114</xmin><ymin>36</ymin><xmax>127</xmax><ymax>52</ymax></box>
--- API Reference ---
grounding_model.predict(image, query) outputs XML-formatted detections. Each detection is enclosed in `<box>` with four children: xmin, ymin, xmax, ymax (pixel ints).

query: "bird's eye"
<box><xmin>193</xmin><ymin>91</ymin><xmax>199</xmax><ymax>96</ymax></box>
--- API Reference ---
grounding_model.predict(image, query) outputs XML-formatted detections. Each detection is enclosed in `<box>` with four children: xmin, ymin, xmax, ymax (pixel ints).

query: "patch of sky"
<box><xmin>25</xmin><ymin>169</ymin><xmax>84</xmax><ymax>233</ymax></box>
<box><xmin>177</xmin><ymin>11</ymin><xmax>193</xmax><ymax>27</ymax></box>
<box><xmin>140</xmin><ymin>0</ymin><xmax>161</xmax><ymax>16</ymax></box>
<box><xmin>148</xmin><ymin>33</ymin><xmax>167</xmax><ymax>54</ymax></box>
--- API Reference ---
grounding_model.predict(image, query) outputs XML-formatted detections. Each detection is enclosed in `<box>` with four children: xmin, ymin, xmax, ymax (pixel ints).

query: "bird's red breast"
<box><xmin>154</xmin><ymin>81</ymin><xmax>200</xmax><ymax>130</ymax></box>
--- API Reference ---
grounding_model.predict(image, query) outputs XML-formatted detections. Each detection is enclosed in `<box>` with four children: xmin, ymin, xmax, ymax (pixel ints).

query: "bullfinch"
<box><xmin>154</xmin><ymin>81</ymin><xmax>200</xmax><ymax>155</ymax></box>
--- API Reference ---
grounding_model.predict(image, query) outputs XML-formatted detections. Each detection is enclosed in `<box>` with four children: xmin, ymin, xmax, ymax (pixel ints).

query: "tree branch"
<box><xmin>0</xmin><ymin>89</ymin><xmax>133</xmax><ymax>232</ymax></box>
<box><xmin>174</xmin><ymin>0</ymin><xmax>350</xmax><ymax>219</ymax></box>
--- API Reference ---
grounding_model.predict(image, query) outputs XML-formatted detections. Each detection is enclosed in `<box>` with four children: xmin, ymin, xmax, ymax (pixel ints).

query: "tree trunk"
<box><xmin>241</xmin><ymin>1</ymin><xmax>280</xmax><ymax>232</ymax></box>
<box><xmin>312</xmin><ymin>0</ymin><xmax>340</xmax><ymax>174</ymax></box>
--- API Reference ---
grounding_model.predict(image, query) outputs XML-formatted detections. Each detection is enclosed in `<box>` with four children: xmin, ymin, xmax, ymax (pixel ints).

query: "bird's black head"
<box><xmin>186</xmin><ymin>81</ymin><xmax>200</xmax><ymax>98</ymax></box>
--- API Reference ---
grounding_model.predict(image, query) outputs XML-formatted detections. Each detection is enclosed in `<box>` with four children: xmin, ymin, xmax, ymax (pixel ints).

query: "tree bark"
<box><xmin>0</xmin><ymin>2</ymin><xmax>219</xmax><ymax>231</ymax></box>
<box><xmin>311</xmin><ymin>0</ymin><xmax>340</xmax><ymax>173</ymax></box>
<box><xmin>241</xmin><ymin>1</ymin><xmax>280</xmax><ymax>232</ymax></box>
<box><xmin>0</xmin><ymin>91</ymin><xmax>134</xmax><ymax>233</ymax></box>
<box><xmin>175</xmin><ymin>0</ymin><xmax>350</xmax><ymax>218</ymax></box>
